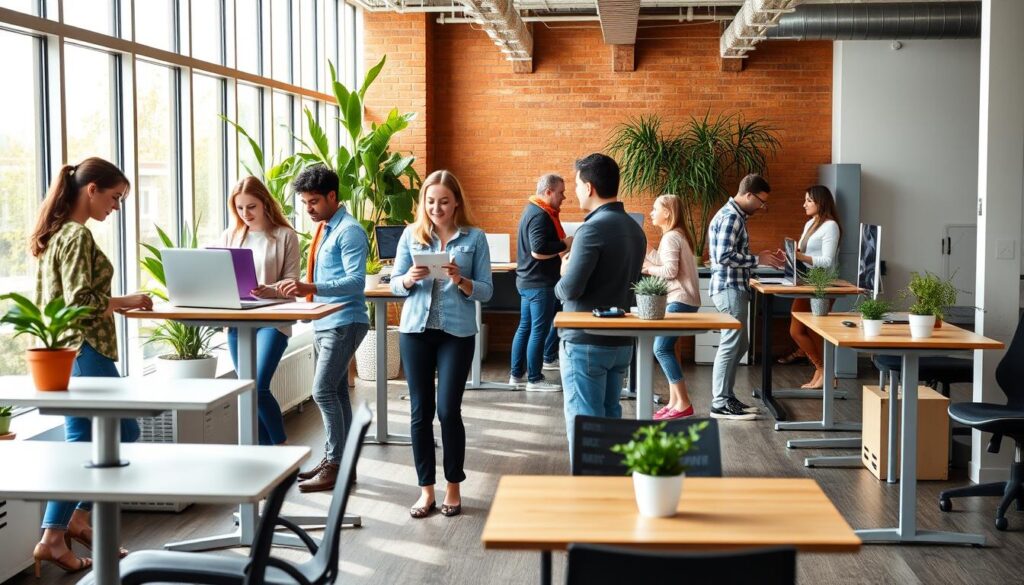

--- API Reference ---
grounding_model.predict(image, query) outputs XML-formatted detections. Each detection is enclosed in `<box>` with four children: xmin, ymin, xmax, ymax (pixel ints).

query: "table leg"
<box><xmin>88</xmin><ymin>416</ymin><xmax>126</xmax><ymax>468</ymax></box>
<box><xmin>635</xmin><ymin>336</ymin><xmax>654</xmax><ymax>419</ymax></box>
<box><xmin>886</xmin><ymin>369</ymin><xmax>900</xmax><ymax>484</ymax></box>
<box><xmin>92</xmin><ymin>501</ymin><xmax>121</xmax><ymax>585</ymax></box>
<box><xmin>466</xmin><ymin>301</ymin><xmax>517</xmax><ymax>391</ymax></box>
<box><xmin>365</xmin><ymin>300</ymin><xmax>412</xmax><ymax>445</ymax></box>
<box><xmin>752</xmin><ymin>291</ymin><xmax>786</xmax><ymax>421</ymax></box>
<box><xmin>540</xmin><ymin>550</ymin><xmax>552</xmax><ymax>585</ymax></box>
<box><xmin>775</xmin><ymin>341</ymin><xmax>861</xmax><ymax>433</ymax></box>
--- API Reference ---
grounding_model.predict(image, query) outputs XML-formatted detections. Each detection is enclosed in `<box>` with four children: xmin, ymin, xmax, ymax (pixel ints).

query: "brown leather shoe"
<box><xmin>297</xmin><ymin>456</ymin><xmax>330</xmax><ymax>482</ymax></box>
<box><xmin>298</xmin><ymin>462</ymin><xmax>339</xmax><ymax>493</ymax></box>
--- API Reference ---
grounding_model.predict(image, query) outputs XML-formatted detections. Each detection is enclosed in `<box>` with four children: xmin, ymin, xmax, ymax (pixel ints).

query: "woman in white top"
<box><xmin>217</xmin><ymin>177</ymin><xmax>301</xmax><ymax>444</ymax></box>
<box><xmin>642</xmin><ymin>195</ymin><xmax>701</xmax><ymax>420</ymax></box>
<box><xmin>789</xmin><ymin>185</ymin><xmax>841</xmax><ymax>389</ymax></box>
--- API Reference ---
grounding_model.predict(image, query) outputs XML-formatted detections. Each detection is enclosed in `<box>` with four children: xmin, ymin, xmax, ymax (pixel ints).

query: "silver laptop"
<box><xmin>163</xmin><ymin>249</ymin><xmax>288</xmax><ymax>310</ymax></box>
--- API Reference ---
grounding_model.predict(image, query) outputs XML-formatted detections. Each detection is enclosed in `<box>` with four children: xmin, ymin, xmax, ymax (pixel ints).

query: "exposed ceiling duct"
<box><xmin>720</xmin><ymin>0</ymin><xmax>801</xmax><ymax>59</ymax></box>
<box><xmin>766</xmin><ymin>1</ymin><xmax>981</xmax><ymax>40</ymax></box>
<box><xmin>596</xmin><ymin>0</ymin><xmax>642</xmax><ymax>44</ymax></box>
<box><xmin>457</xmin><ymin>0</ymin><xmax>534</xmax><ymax>62</ymax></box>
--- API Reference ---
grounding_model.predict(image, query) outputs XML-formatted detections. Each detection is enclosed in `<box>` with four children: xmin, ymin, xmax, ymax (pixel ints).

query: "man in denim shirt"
<box><xmin>279</xmin><ymin>164</ymin><xmax>369</xmax><ymax>492</ymax></box>
<box><xmin>555</xmin><ymin>153</ymin><xmax>645</xmax><ymax>451</ymax></box>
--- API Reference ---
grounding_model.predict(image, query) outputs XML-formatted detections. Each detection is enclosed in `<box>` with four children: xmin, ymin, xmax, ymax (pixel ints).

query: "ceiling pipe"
<box><xmin>766</xmin><ymin>1</ymin><xmax>981</xmax><ymax>40</ymax></box>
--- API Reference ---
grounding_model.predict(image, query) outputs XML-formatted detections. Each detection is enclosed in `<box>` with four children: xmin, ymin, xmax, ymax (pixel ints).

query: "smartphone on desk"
<box><xmin>592</xmin><ymin>306</ymin><xmax>625</xmax><ymax>318</ymax></box>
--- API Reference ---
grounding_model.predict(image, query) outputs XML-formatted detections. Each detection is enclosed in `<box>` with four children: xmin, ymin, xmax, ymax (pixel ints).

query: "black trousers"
<box><xmin>400</xmin><ymin>329</ymin><xmax>476</xmax><ymax>486</ymax></box>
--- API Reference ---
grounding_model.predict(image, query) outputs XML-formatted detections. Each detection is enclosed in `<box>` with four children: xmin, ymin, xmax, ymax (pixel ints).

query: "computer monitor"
<box><xmin>783</xmin><ymin>237</ymin><xmax>799</xmax><ymax>286</ymax></box>
<box><xmin>375</xmin><ymin>225</ymin><xmax>406</xmax><ymax>261</ymax></box>
<box><xmin>857</xmin><ymin>223</ymin><xmax>882</xmax><ymax>298</ymax></box>
<box><xmin>627</xmin><ymin>212</ymin><xmax>644</xmax><ymax>228</ymax></box>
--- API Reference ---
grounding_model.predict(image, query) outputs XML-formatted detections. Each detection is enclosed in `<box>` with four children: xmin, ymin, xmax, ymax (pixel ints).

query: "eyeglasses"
<box><xmin>751</xmin><ymin>193</ymin><xmax>768</xmax><ymax>210</ymax></box>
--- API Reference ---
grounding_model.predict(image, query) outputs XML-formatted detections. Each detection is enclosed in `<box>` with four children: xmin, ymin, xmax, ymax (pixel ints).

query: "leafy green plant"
<box><xmin>0</xmin><ymin>405</ymin><xmax>11</xmax><ymax>417</ymax></box>
<box><xmin>856</xmin><ymin>297</ymin><xmax>892</xmax><ymax>321</ymax></box>
<box><xmin>802</xmin><ymin>265</ymin><xmax>839</xmax><ymax>299</ymax></box>
<box><xmin>0</xmin><ymin>293</ymin><xmax>93</xmax><ymax>350</ymax></box>
<box><xmin>145</xmin><ymin>320</ymin><xmax>218</xmax><ymax>360</ymax></box>
<box><xmin>366</xmin><ymin>258</ymin><xmax>383</xmax><ymax>276</ymax></box>
<box><xmin>609</xmin><ymin>112</ymin><xmax>779</xmax><ymax>258</ymax></box>
<box><xmin>901</xmin><ymin>271</ymin><xmax>958</xmax><ymax>318</ymax></box>
<box><xmin>631</xmin><ymin>275</ymin><xmax>670</xmax><ymax>297</ymax></box>
<box><xmin>610</xmin><ymin>421</ymin><xmax>710</xmax><ymax>477</ymax></box>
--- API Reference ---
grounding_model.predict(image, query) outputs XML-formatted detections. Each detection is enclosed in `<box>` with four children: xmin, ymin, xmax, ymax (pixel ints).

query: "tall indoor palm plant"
<box><xmin>609</xmin><ymin>112</ymin><xmax>780</xmax><ymax>259</ymax></box>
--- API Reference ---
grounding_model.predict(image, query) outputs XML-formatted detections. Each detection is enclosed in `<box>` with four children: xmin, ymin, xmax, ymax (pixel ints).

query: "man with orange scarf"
<box><xmin>509</xmin><ymin>174</ymin><xmax>573</xmax><ymax>391</ymax></box>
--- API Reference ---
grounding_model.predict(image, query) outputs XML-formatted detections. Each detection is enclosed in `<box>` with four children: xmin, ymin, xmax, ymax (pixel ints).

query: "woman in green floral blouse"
<box><xmin>29</xmin><ymin>157</ymin><xmax>153</xmax><ymax>575</ymax></box>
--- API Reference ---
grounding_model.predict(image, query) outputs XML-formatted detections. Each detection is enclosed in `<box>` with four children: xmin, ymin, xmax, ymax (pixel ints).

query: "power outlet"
<box><xmin>996</xmin><ymin>239</ymin><xmax>1017</xmax><ymax>260</ymax></box>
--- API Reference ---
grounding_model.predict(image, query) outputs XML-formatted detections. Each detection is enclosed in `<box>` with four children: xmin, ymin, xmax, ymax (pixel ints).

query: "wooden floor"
<box><xmin>10</xmin><ymin>354</ymin><xmax>1024</xmax><ymax>585</ymax></box>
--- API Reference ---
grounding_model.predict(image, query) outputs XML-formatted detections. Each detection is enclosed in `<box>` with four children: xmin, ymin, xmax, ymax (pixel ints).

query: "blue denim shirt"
<box><xmin>389</xmin><ymin>226</ymin><xmax>493</xmax><ymax>337</ymax></box>
<box><xmin>312</xmin><ymin>207</ymin><xmax>369</xmax><ymax>331</ymax></box>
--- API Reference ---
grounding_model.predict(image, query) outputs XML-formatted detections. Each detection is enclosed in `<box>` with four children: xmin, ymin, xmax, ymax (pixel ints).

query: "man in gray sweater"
<box><xmin>555</xmin><ymin>153</ymin><xmax>646</xmax><ymax>450</ymax></box>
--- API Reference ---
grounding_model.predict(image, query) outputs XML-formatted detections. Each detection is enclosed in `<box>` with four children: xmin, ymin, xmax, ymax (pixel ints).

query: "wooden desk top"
<box><xmin>366</xmin><ymin>285</ymin><xmax>404</xmax><ymax>299</ymax></box>
<box><xmin>554</xmin><ymin>312</ymin><xmax>740</xmax><ymax>331</ymax></box>
<box><xmin>0</xmin><ymin>377</ymin><xmax>252</xmax><ymax>411</ymax></box>
<box><xmin>792</xmin><ymin>313</ymin><xmax>1004</xmax><ymax>351</ymax></box>
<box><xmin>482</xmin><ymin>476</ymin><xmax>860</xmax><ymax>553</ymax></box>
<box><xmin>492</xmin><ymin>262</ymin><xmax>516</xmax><ymax>273</ymax></box>
<box><xmin>750</xmin><ymin>279</ymin><xmax>862</xmax><ymax>296</ymax></box>
<box><xmin>124</xmin><ymin>302</ymin><xmax>343</xmax><ymax>322</ymax></box>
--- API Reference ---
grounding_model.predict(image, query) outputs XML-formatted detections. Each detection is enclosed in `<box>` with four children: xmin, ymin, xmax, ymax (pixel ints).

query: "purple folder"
<box><xmin>206</xmin><ymin>247</ymin><xmax>260</xmax><ymax>300</ymax></box>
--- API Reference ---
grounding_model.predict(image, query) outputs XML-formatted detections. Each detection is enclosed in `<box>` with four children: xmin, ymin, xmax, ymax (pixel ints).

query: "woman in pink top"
<box><xmin>642</xmin><ymin>195</ymin><xmax>701</xmax><ymax>420</ymax></box>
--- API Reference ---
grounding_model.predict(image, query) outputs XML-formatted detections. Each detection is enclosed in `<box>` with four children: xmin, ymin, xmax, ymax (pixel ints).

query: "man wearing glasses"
<box><xmin>707</xmin><ymin>174</ymin><xmax>784</xmax><ymax>420</ymax></box>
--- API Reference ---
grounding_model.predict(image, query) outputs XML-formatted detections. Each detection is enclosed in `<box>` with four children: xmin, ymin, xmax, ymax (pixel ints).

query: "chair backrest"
<box><xmin>243</xmin><ymin>470</ymin><xmax>298</xmax><ymax>585</ymax></box>
<box><xmin>311</xmin><ymin>402</ymin><xmax>373</xmax><ymax>583</ymax></box>
<box><xmin>996</xmin><ymin>312</ymin><xmax>1024</xmax><ymax>409</ymax></box>
<box><xmin>572</xmin><ymin>415</ymin><xmax>721</xmax><ymax>477</ymax></box>
<box><xmin>565</xmin><ymin>544</ymin><xmax>796</xmax><ymax>585</ymax></box>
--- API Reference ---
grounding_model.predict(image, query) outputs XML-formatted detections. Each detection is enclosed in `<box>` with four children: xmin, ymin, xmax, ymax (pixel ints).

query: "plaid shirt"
<box><xmin>708</xmin><ymin>199</ymin><xmax>758</xmax><ymax>296</ymax></box>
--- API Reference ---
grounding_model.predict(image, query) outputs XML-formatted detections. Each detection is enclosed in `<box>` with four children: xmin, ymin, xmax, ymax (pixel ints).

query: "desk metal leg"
<box><xmin>886</xmin><ymin>370</ymin><xmax>900</xmax><ymax>484</ymax></box>
<box><xmin>540</xmin><ymin>550</ymin><xmax>552</xmax><ymax>585</ymax></box>
<box><xmin>751</xmin><ymin>291</ymin><xmax>786</xmax><ymax>421</ymax></box>
<box><xmin>855</xmin><ymin>354</ymin><xmax>985</xmax><ymax>546</ymax></box>
<box><xmin>365</xmin><ymin>300</ymin><xmax>412</xmax><ymax>445</ymax></box>
<box><xmin>775</xmin><ymin>342</ymin><xmax>860</xmax><ymax>432</ymax></box>
<box><xmin>635</xmin><ymin>336</ymin><xmax>655</xmax><ymax>419</ymax></box>
<box><xmin>466</xmin><ymin>301</ymin><xmax>518</xmax><ymax>391</ymax></box>
<box><xmin>89</xmin><ymin>416</ymin><xmax>123</xmax><ymax>585</ymax></box>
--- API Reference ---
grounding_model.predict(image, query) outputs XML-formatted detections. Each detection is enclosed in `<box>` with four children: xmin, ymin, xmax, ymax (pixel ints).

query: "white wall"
<box><xmin>833</xmin><ymin>39</ymin><xmax>981</xmax><ymax>298</ymax></box>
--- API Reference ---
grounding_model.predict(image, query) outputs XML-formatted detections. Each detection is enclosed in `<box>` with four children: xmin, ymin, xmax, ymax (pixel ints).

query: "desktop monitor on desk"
<box><xmin>857</xmin><ymin>223</ymin><xmax>882</xmax><ymax>299</ymax></box>
<box><xmin>374</xmin><ymin>225</ymin><xmax>406</xmax><ymax>261</ymax></box>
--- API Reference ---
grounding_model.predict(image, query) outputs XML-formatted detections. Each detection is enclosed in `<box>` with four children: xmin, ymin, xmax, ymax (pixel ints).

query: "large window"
<box><xmin>191</xmin><ymin>0</ymin><xmax>224</xmax><ymax>65</ymax></box>
<box><xmin>236</xmin><ymin>82</ymin><xmax>263</xmax><ymax>176</ymax></box>
<box><xmin>62</xmin><ymin>0</ymin><xmax>115</xmax><ymax>35</ymax></box>
<box><xmin>270</xmin><ymin>0</ymin><xmax>291</xmax><ymax>83</ymax></box>
<box><xmin>134</xmin><ymin>0</ymin><xmax>177</xmax><ymax>51</ymax></box>
<box><xmin>272</xmin><ymin>90</ymin><xmax>294</xmax><ymax>161</ymax></box>
<box><xmin>192</xmin><ymin>74</ymin><xmax>226</xmax><ymax>245</ymax></box>
<box><xmin>236</xmin><ymin>0</ymin><xmax>261</xmax><ymax>74</ymax></box>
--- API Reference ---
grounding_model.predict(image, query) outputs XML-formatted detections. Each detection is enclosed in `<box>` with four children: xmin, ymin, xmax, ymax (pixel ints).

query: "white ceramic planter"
<box><xmin>909</xmin><ymin>313</ymin><xmax>936</xmax><ymax>339</ymax></box>
<box><xmin>635</xmin><ymin>294</ymin><xmax>667</xmax><ymax>320</ymax></box>
<box><xmin>356</xmin><ymin>326</ymin><xmax>401</xmax><ymax>381</ymax></box>
<box><xmin>365</xmin><ymin>274</ymin><xmax>381</xmax><ymax>290</ymax></box>
<box><xmin>158</xmin><ymin>355</ymin><xmax>218</xmax><ymax>379</ymax></box>
<box><xmin>631</xmin><ymin>471</ymin><xmax>684</xmax><ymax>518</ymax></box>
<box><xmin>862</xmin><ymin>319</ymin><xmax>883</xmax><ymax>338</ymax></box>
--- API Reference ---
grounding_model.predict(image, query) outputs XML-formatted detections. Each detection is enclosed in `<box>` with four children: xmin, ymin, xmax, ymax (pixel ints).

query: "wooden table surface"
<box><xmin>792</xmin><ymin>313</ymin><xmax>1004</xmax><ymax>350</ymax></box>
<box><xmin>750</xmin><ymin>279</ymin><xmax>863</xmax><ymax>296</ymax></box>
<box><xmin>124</xmin><ymin>302</ymin><xmax>343</xmax><ymax>322</ymax></box>
<box><xmin>554</xmin><ymin>311</ymin><xmax>740</xmax><ymax>331</ymax></box>
<box><xmin>482</xmin><ymin>476</ymin><xmax>861</xmax><ymax>553</ymax></box>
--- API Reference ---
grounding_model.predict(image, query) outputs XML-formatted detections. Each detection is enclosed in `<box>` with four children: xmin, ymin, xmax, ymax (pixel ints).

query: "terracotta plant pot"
<box><xmin>26</xmin><ymin>348</ymin><xmax>78</xmax><ymax>391</ymax></box>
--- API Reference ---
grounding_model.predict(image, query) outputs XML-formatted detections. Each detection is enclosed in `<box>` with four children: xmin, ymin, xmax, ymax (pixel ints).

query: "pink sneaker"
<box><xmin>661</xmin><ymin>405</ymin><xmax>695</xmax><ymax>420</ymax></box>
<box><xmin>653</xmin><ymin>406</ymin><xmax>672</xmax><ymax>419</ymax></box>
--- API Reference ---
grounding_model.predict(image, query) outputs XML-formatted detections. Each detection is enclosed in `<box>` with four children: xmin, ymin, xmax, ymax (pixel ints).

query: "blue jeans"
<box><xmin>510</xmin><ymin>287</ymin><xmax>556</xmax><ymax>382</ymax></box>
<box><xmin>313</xmin><ymin>323</ymin><xmax>368</xmax><ymax>463</ymax></box>
<box><xmin>653</xmin><ymin>302</ymin><xmax>699</xmax><ymax>384</ymax></box>
<box><xmin>544</xmin><ymin>299</ymin><xmax>561</xmax><ymax>364</ymax></box>
<box><xmin>42</xmin><ymin>343</ymin><xmax>140</xmax><ymax>530</ymax></box>
<box><xmin>560</xmin><ymin>341</ymin><xmax>633</xmax><ymax>451</ymax></box>
<box><xmin>227</xmin><ymin>327</ymin><xmax>290</xmax><ymax>445</ymax></box>
<box><xmin>711</xmin><ymin>289</ymin><xmax>750</xmax><ymax>408</ymax></box>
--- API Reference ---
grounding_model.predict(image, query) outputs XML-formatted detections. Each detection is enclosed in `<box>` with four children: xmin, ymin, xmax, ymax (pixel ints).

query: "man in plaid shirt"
<box><xmin>708</xmin><ymin>174</ymin><xmax>783</xmax><ymax>420</ymax></box>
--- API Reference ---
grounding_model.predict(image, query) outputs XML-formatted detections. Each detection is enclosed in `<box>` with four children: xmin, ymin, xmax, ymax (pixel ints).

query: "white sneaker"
<box><xmin>542</xmin><ymin>359</ymin><xmax>560</xmax><ymax>371</ymax></box>
<box><xmin>509</xmin><ymin>375</ymin><xmax>526</xmax><ymax>389</ymax></box>
<box><xmin>525</xmin><ymin>379</ymin><xmax>562</xmax><ymax>392</ymax></box>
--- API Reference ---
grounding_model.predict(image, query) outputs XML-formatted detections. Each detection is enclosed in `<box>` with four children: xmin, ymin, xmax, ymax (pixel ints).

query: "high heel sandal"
<box><xmin>776</xmin><ymin>349</ymin><xmax>808</xmax><ymax>365</ymax></box>
<box><xmin>32</xmin><ymin>542</ymin><xmax>91</xmax><ymax>577</ymax></box>
<box><xmin>66</xmin><ymin>525</ymin><xmax>129</xmax><ymax>558</ymax></box>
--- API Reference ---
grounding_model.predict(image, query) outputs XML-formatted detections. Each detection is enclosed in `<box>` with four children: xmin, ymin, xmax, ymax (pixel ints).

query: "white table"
<box><xmin>365</xmin><ymin>287</ymin><xmax>412</xmax><ymax>445</ymax></box>
<box><xmin>0</xmin><ymin>442</ymin><xmax>309</xmax><ymax>585</ymax></box>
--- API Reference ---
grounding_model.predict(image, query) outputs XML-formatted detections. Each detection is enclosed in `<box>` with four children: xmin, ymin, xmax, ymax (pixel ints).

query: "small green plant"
<box><xmin>610</xmin><ymin>421</ymin><xmax>709</xmax><ymax>477</ymax></box>
<box><xmin>366</xmin><ymin>258</ymin><xmax>383</xmax><ymax>276</ymax></box>
<box><xmin>0</xmin><ymin>293</ymin><xmax>93</xmax><ymax>350</ymax></box>
<box><xmin>145</xmin><ymin>321</ymin><xmax>218</xmax><ymax>360</ymax></box>
<box><xmin>0</xmin><ymin>405</ymin><xmax>12</xmax><ymax>417</ymax></box>
<box><xmin>802</xmin><ymin>265</ymin><xmax>839</xmax><ymax>299</ymax></box>
<box><xmin>901</xmin><ymin>271</ymin><xmax>958</xmax><ymax>318</ymax></box>
<box><xmin>632</xmin><ymin>275</ymin><xmax>670</xmax><ymax>297</ymax></box>
<box><xmin>856</xmin><ymin>297</ymin><xmax>892</xmax><ymax>321</ymax></box>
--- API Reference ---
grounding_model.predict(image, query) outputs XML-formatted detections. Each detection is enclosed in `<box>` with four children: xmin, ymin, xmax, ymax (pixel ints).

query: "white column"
<box><xmin>972</xmin><ymin>0</ymin><xmax>1024</xmax><ymax>483</ymax></box>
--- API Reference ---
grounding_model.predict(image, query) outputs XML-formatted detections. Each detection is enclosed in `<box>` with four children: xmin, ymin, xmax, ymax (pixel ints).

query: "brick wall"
<box><xmin>365</xmin><ymin>20</ymin><xmax>833</xmax><ymax>354</ymax></box>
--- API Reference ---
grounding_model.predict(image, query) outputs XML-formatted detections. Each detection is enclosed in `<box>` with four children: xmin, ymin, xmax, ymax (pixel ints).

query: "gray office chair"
<box><xmin>565</xmin><ymin>544</ymin><xmax>796</xmax><ymax>585</ymax></box>
<box><xmin>93</xmin><ymin>402</ymin><xmax>373</xmax><ymax>585</ymax></box>
<box><xmin>571</xmin><ymin>416</ymin><xmax>721</xmax><ymax>477</ymax></box>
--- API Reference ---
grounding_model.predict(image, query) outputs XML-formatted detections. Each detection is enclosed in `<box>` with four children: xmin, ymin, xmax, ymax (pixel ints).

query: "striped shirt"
<box><xmin>708</xmin><ymin>199</ymin><xmax>758</xmax><ymax>296</ymax></box>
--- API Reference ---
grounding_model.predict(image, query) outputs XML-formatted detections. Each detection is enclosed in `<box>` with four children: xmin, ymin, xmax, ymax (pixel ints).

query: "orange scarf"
<box><xmin>529</xmin><ymin>196</ymin><xmax>565</xmax><ymax>239</ymax></box>
<box><xmin>304</xmin><ymin>222</ymin><xmax>325</xmax><ymax>302</ymax></box>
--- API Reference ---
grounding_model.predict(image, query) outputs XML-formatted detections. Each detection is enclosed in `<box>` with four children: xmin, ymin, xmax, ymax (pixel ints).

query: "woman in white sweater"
<box><xmin>790</xmin><ymin>185</ymin><xmax>841</xmax><ymax>389</ymax></box>
<box><xmin>217</xmin><ymin>177</ymin><xmax>301</xmax><ymax>444</ymax></box>
<box><xmin>643</xmin><ymin>195</ymin><xmax>701</xmax><ymax>420</ymax></box>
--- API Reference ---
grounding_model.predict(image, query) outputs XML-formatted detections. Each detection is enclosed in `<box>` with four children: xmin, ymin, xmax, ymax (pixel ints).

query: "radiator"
<box><xmin>270</xmin><ymin>344</ymin><xmax>315</xmax><ymax>413</ymax></box>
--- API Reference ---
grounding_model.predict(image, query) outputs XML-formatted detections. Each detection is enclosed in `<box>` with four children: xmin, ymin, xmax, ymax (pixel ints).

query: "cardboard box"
<box><xmin>861</xmin><ymin>384</ymin><xmax>950</xmax><ymax>481</ymax></box>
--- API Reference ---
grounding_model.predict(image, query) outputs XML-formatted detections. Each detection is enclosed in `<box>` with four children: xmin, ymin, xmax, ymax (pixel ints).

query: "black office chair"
<box><xmin>938</xmin><ymin>313</ymin><xmax>1024</xmax><ymax>531</ymax></box>
<box><xmin>564</xmin><ymin>544</ymin><xmax>796</xmax><ymax>585</ymax></box>
<box><xmin>101</xmin><ymin>403</ymin><xmax>373</xmax><ymax>585</ymax></box>
<box><xmin>872</xmin><ymin>354</ymin><xmax>973</xmax><ymax>399</ymax></box>
<box><xmin>572</xmin><ymin>416</ymin><xmax>721</xmax><ymax>477</ymax></box>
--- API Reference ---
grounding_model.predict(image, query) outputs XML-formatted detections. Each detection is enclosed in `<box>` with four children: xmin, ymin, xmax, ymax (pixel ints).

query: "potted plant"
<box><xmin>901</xmin><ymin>271</ymin><xmax>958</xmax><ymax>339</ymax></box>
<box><xmin>0</xmin><ymin>405</ymin><xmax>12</xmax><ymax>436</ymax></box>
<box><xmin>803</xmin><ymin>265</ymin><xmax>839</xmax><ymax>316</ymax></box>
<box><xmin>611</xmin><ymin>420</ymin><xmax>709</xmax><ymax>518</ymax></box>
<box><xmin>145</xmin><ymin>320</ymin><xmax>219</xmax><ymax>378</ymax></box>
<box><xmin>365</xmin><ymin>258</ymin><xmax>383</xmax><ymax>290</ymax></box>
<box><xmin>632</xmin><ymin>276</ymin><xmax>670</xmax><ymax>320</ymax></box>
<box><xmin>855</xmin><ymin>297</ymin><xmax>892</xmax><ymax>338</ymax></box>
<box><xmin>0</xmin><ymin>293</ymin><xmax>92</xmax><ymax>391</ymax></box>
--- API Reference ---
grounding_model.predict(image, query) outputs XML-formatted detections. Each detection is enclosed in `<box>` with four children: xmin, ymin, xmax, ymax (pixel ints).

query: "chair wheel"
<box><xmin>939</xmin><ymin>498</ymin><xmax>952</xmax><ymax>512</ymax></box>
<box><xmin>995</xmin><ymin>517</ymin><xmax>1009</xmax><ymax>531</ymax></box>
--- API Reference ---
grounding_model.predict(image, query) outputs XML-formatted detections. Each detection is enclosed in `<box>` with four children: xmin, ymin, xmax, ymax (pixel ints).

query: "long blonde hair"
<box><xmin>411</xmin><ymin>170</ymin><xmax>475</xmax><ymax>246</ymax></box>
<box><xmin>654</xmin><ymin>194</ymin><xmax>694</xmax><ymax>250</ymax></box>
<box><xmin>226</xmin><ymin>176</ymin><xmax>294</xmax><ymax>245</ymax></box>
